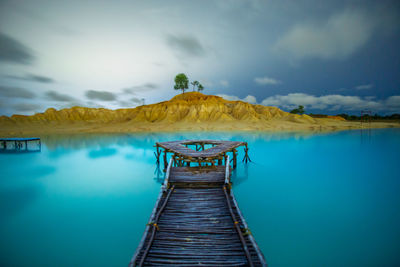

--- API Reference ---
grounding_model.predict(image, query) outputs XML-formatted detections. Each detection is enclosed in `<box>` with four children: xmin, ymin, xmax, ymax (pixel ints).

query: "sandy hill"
<box><xmin>1</xmin><ymin>92</ymin><xmax>314</xmax><ymax>124</ymax></box>
<box><xmin>0</xmin><ymin>92</ymin><xmax>397</xmax><ymax>135</ymax></box>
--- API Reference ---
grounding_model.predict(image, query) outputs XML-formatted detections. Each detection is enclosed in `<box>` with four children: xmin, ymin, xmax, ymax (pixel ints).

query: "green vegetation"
<box><xmin>198</xmin><ymin>84</ymin><xmax>204</xmax><ymax>92</ymax></box>
<box><xmin>191</xmin><ymin>80</ymin><xmax>199</xmax><ymax>91</ymax></box>
<box><xmin>174</xmin><ymin>73</ymin><xmax>189</xmax><ymax>94</ymax></box>
<box><xmin>308</xmin><ymin>113</ymin><xmax>400</xmax><ymax>122</ymax></box>
<box><xmin>290</xmin><ymin>105</ymin><xmax>305</xmax><ymax>115</ymax></box>
<box><xmin>174</xmin><ymin>74</ymin><xmax>205</xmax><ymax>94</ymax></box>
<box><xmin>337</xmin><ymin>113</ymin><xmax>400</xmax><ymax>121</ymax></box>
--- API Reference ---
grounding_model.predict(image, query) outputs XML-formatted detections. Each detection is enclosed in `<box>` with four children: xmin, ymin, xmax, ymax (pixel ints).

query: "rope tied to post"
<box><xmin>146</xmin><ymin>222</ymin><xmax>160</xmax><ymax>231</ymax></box>
<box><xmin>242</xmin><ymin>228</ymin><xmax>252</xmax><ymax>236</ymax></box>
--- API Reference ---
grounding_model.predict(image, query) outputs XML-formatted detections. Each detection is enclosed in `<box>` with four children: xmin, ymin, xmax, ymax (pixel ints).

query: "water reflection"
<box><xmin>1</xmin><ymin>164</ymin><xmax>56</xmax><ymax>180</ymax></box>
<box><xmin>40</xmin><ymin>131</ymin><xmax>333</xmax><ymax>151</ymax></box>
<box><xmin>231</xmin><ymin>164</ymin><xmax>249</xmax><ymax>186</ymax></box>
<box><xmin>153</xmin><ymin>164</ymin><xmax>164</xmax><ymax>184</ymax></box>
<box><xmin>88</xmin><ymin>148</ymin><xmax>118</xmax><ymax>159</ymax></box>
<box><xmin>0</xmin><ymin>185</ymin><xmax>41</xmax><ymax>220</ymax></box>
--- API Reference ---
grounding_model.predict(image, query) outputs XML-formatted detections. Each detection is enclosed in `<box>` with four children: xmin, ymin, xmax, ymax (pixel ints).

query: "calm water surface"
<box><xmin>0</xmin><ymin>129</ymin><xmax>399</xmax><ymax>266</ymax></box>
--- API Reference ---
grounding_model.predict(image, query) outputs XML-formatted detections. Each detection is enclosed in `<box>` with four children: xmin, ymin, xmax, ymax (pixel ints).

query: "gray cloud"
<box><xmin>0</xmin><ymin>32</ymin><xmax>34</xmax><ymax>65</ymax></box>
<box><xmin>85</xmin><ymin>90</ymin><xmax>116</xmax><ymax>101</ymax></box>
<box><xmin>217</xmin><ymin>94</ymin><xmax>257</xmax><ymax>104</ymax></box>
<box><xmin>131</xmin><ymin>97</ymin><xmax>144</xmax><ymax>105</ymax></box>
<box><xmin>261</xmin><ymin>93</ymin><xmax>400</xmax><ymax>112</ymax></box>
<box><xmin>166</xmin><ymin>34</ymin><xmax>206</xmax><ymax>57</ymax></box>
<box><xmin>45</xmin><ymin>91</ymin><xmax>76</xmax><ymax>102</ymax></box>
<box><xmin>13</xmin><ymin>103</ymin><xmax>41</xmax><ymax>112</ymax></box>
<box><xmin>5</xmin><ymin>73</ymin><xmax>55</xmax><ymax>83</ymax></box>
<box><xmin>123</xmin><ymin>83</ymin><xmax>159</xmax><ymax>94</ymax></box>
<box><xmin>254</xmin><ymin>76</ymin><xmax>282</xmax><ymax>85</ymax></box>
<box><xmin>118</xmin><ymin>97</ymin><xmax>144</xmax><ymax>107</ymax></box>
<box><xmin>0</xmin><ymin>86</ymin><xmax>35</xmax><ymax>98</ymax></box>
<box><xmin>355</xmin><ymin>84</ymin><xmax>373</xmax><ymax>90</ymax></box>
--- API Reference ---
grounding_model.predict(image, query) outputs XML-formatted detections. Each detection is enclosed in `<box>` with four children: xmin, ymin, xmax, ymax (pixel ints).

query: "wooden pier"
<box><xmin>130</xmin><ymin>140</ymin><xmax>266</xmax><ymax>266</ymax></box>
<box><xmin>0</xmin><ymin>138</ymin><xmax>41</xmax><ymax>153</ymax></box>
<box><xmin>155</xmin><ymin>140</ymin><xmax>251</xmax><ymax>170</ymax></box>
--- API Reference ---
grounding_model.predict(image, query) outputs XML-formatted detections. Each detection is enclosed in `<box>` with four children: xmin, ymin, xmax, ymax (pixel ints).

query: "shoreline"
<box><xmin>0</xmin><ymin>120</ymin><xmax>398</xmax><ymax>137</ymax></box>
<box><xmin>2</xmin><ymin>93</ymin><xmax>398</xmax><ymax>137</ymax></box>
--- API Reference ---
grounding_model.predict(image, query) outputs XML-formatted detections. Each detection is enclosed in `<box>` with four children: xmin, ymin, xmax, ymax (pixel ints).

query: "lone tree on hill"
<box><xmin>198</xmin><ymin>83</ymin><xmax>204</xmax><ymax>92</ymax></box>
<box><xmin>174</xmin><ymin>73</ymin><xmax>189</xmax><ymax>94</ymax></box>
<box><xmin>290</xmin><ymin>105</ymin><xmax>305</xmax><ymax>115</ymax></box>
<box><xmin>191</xmin><ymin>80</ymin><xmax>199</xmax><ymax>91</ymax></box>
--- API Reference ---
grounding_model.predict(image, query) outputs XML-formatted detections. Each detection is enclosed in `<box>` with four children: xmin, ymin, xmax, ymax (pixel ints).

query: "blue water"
<box><xmin>0</xmin><ymin>129</ymin><xmax>399</xmax><ymax>266</ymax></box>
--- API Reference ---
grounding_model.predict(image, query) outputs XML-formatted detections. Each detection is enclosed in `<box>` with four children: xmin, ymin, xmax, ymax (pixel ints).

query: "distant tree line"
<box><xmin>308</xmin><ymin>113</ymin><xmax>400</xmax><ymax>121</ymax></box>
<box><xmin>174</xmin><ymin>73</ymin><xmax>204</xmax><ymax>94</ymax></box>
<box><xmin>290</xmin><ymin>105</ymin><xmax>305</xmax><ymax>115</ymax></box>
<box><xmin>290</xmin><ymin>104</ymin><xmax>399</xmax><ymax>121</ymax></box>
<box><xmin>336</xmin><ymin>113</ymin><xmax>400</xmax><ymax>121</ymax></box>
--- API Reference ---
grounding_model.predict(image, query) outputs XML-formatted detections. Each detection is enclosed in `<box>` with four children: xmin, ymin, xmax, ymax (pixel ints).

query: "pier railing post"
<box><xmin>232</xmin><ymin>149</ymin><xmax>237</xmax><ymax>169</ymax></box>
<box><xmin>162</xmin><ymin>158</ymin><xmax>173</xmax><ymax>192</ymax></box>
<box><xmin>225</xmin><ymin>155</ymin><xmax>231</xmax><ymax>185</ymax></box>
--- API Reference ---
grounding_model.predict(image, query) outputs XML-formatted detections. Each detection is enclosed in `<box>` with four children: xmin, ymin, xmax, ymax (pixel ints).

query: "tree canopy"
<box><xmin>174</xmin><ymin>74</ymin><xmax>205</xmax><ymax>94</ymax></box>
<box><xmin>191</xmin><ymin>80</ymin><xmax>199</xmax><ymax>91</ymax></box>
<box><xmin>290</xmin><ymin>105</ymin><xmax>305</xmax><ymax>115</ymax></box>
<box><xmin>174</xmin><ymin>73</ymin><xmax>189</xmax><ymax>94</ymax></box>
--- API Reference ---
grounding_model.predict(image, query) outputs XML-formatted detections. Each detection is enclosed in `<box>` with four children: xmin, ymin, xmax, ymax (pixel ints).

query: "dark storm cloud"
<box><xmin>0</xmin><ymin>86</ymin><xmax>35</xmax><ymax>98</ymax></box>
<box><xmin>123</xmin><ymin>83</ymin><xmax>159</xmax><ymax>94</ymax></box>
<box><xmin>0</xmin><ymin>32</ymin><xmax>34</xmax><ymax>65</ymax></box>
<box><xmin>85</xmin><ymin>90</ymin><xmax>116</xmax><ymax>101</ymax></box>
<box><xmin>166</xmin><ymin>34</ymin><xmax>206</xmax><ymax>57</ymax></box>
<box><xmin>13</xmin><ymin>102</ymin><xmax>40</xmax><ymax>112</ymax></box>
<box><xmin>5</xmin><ymin>73</ymin><xmax>55</xmax><ymax>83</ymax></box>
<box><xmin>45</xmin><ymin>91</ymin><xmax>75</xmax><ymax>102</ymax></box>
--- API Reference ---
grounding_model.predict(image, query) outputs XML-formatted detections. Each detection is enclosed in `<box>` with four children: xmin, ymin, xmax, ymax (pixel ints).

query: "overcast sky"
<box><xmin>0</xmin><ymin>0</ymin><xmax>399</xmax><ymax>116</ymax></box>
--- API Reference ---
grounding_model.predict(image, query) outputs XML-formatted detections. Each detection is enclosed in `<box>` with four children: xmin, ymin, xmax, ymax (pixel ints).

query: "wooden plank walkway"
<box><xmin>130</xmin><ymin>158</ymin><xmax>267</xmax><ymax>266</ymax></box>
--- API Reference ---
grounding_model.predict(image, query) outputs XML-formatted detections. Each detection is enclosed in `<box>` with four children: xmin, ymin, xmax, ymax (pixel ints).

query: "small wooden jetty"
<box><xmin>155</xmin><ymin>140</ymin><xmax>251</xmax><ymax>170</ymax></box>
<box><xmin>0</xmin><ymin>138</ymin><xmax>41</xmax><ymax>153</ymax></box>
<box><xmin>130</xmin><ymin>140</ymin><xmax>266</xmax><ymax>266</ymax></box>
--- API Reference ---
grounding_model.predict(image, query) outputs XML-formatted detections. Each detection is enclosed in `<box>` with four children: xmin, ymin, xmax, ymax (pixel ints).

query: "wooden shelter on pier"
<box><xmin>0</xmin><ymin>138</ymin><xmax>41</xmax><ymax>153</ymax></box>
<box><xmin>155</xmin><ymin>140</ymin><xmax>251</xmax><ymax>170</ymax></box>
<box><xmin>130</xmin><ymin>140</ymin><xmax>265</xmax><ymax>266</ymax></box>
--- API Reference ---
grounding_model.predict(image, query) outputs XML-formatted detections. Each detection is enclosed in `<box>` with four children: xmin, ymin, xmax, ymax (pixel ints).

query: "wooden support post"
<box><xmin>163</xmin><ymin>150</ymin><xmax>168</xmax><ymax>170</ymax></box>
<box><xmin>25</xmin><ymin>140</ymin><xmax>28</xmax><ymax>150</ymax></box>
<box><xmin>154</xmin><ymin>145</ymin><xmax>160</xmax><ymax>164</ymax></box>
<box><xmin>233</xmin><ymin>149</ymin><xmax>237</xmax><ymax>169</ymax></box>
<box><xmin>242</xmin><ymin>144</ymin><xmax>252</xmax><ymax>163</ymax></box>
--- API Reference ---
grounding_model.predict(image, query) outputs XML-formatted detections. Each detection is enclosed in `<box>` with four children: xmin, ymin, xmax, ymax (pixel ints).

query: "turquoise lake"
<box><xmin>1</xmin><ymin>128</ymin><xmax>399</xmax><ymax>266</ymax></box>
